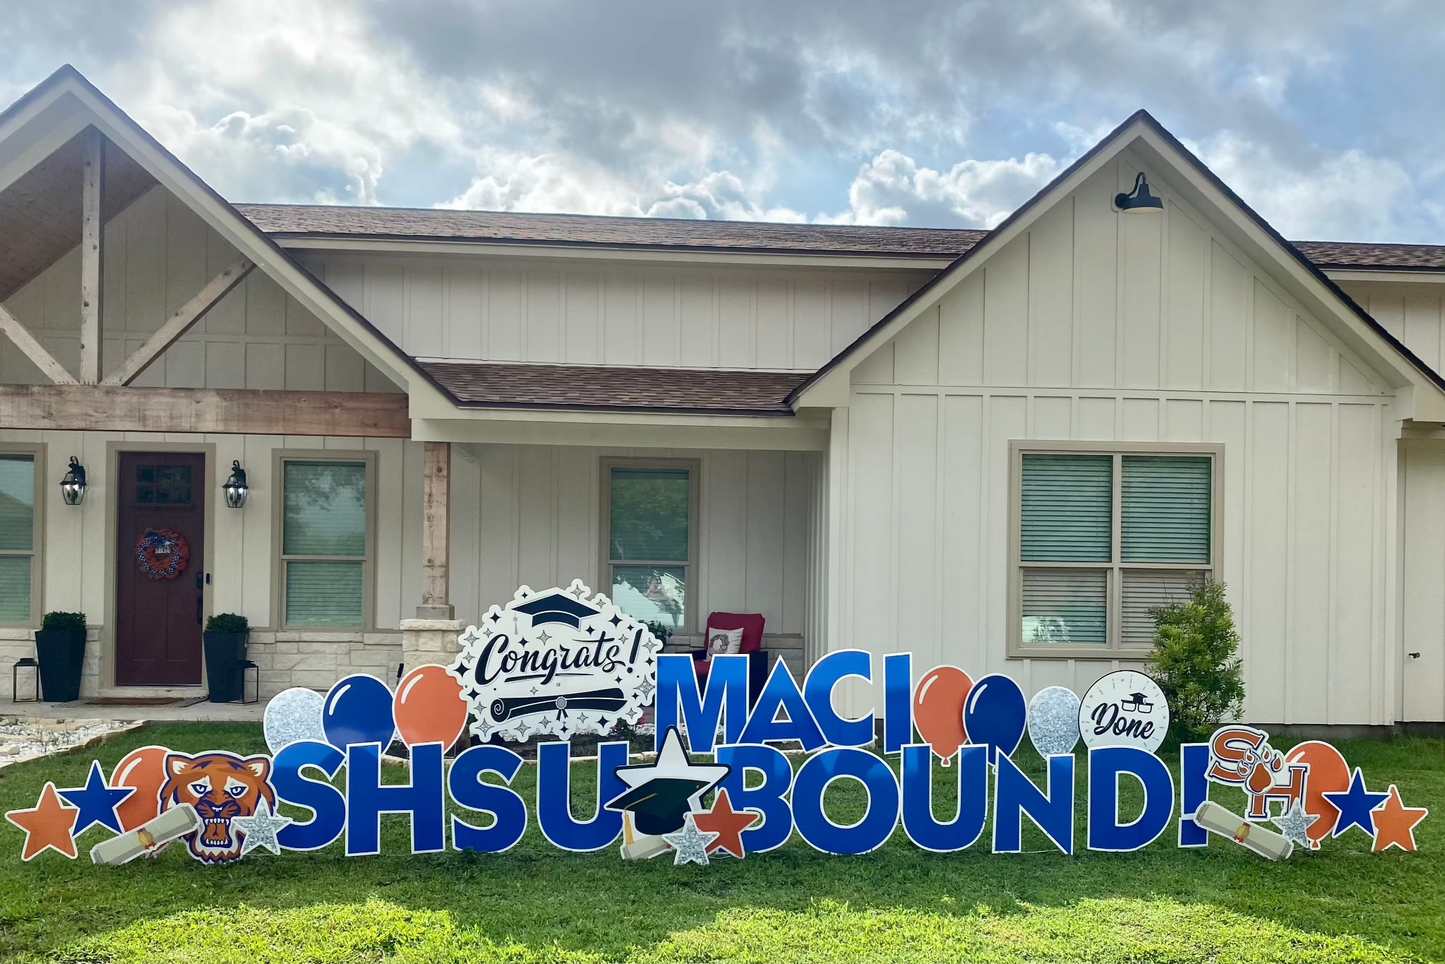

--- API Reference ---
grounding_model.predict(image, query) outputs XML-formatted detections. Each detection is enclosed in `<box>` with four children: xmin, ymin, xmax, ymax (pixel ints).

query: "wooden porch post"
<box><xmin>418</xmin><ymin>440</ymin><xmax>453</xmax><ymax>618</ymax></box>
<box><xmin>79</xmin><ymin>127</ymin><xmax>104</xmax><ymax>384</ymax></box>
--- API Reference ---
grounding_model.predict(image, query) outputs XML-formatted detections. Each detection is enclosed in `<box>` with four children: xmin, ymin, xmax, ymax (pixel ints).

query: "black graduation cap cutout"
<box><xmin>1120</xmin><ymin>692</ymin><xmax>1154</xmax><ymax>713</ymax></box>
<box><xmin>512</xmin><ymin>591</ymin><xmax>603</xmax><ymax>629</ymax></box>
<box><xmin>605</xmin><ymin>726</ymin><xmax>730</xmax><ymax>837</ymax></box>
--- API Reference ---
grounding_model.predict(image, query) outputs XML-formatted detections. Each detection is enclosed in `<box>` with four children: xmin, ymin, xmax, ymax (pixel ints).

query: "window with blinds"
<box><xmin>1015</xmin><ymin>448</ymin><xmax>1214</xmax><ymax>655</ymax></box>
<box><xmin>0</xmin><ymin>453</ymin><xmax>37</xmax><ymax>624</ymax></box>
<box><xmin>605</xmin><ymin>462</ymin><xmax>695</xmax><ymax>633</ymax></box>
<box><xmin>280</xmin><ymin>459</ymin><xmax>369</xmax><ymax>628</ymax></box>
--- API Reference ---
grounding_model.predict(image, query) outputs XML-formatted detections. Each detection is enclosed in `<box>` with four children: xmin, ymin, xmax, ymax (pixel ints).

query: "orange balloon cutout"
<box><xmin>109</xmin><ymin>745</ymin><xmax>169</xmax><ymax>832</ymax></box>
<box><xmin>394</xmin><ymin>665</ymin><xmax>471</xmax><ymax>749</ymax></box>
<box><xmin>1284</xmin><ymin>740</ymin><xmax>1351</xmax><ymax>850</ymax></box>
<box><xmin>913</xmin><ymin>666</ymin><xmax>973</xmax><ymax>766</ymax></box>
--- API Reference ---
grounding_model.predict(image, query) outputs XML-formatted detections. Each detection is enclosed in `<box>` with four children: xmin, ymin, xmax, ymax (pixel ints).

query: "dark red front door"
<box><xmin>116</xmin><ymin>452</ymin><xmax>205</xmax><ymax>686</ymax></box>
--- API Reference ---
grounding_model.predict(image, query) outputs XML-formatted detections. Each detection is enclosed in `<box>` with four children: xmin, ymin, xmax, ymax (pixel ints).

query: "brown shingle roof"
<box><xmin>237</xmin><ymin>203</ymin><xmax>984</xmax><ymax>258</ymax></box>
<box><xmin>240</xmin><ymin>203</ymin><xmax>1445</xmax><ymax>271</ymax></box>
<box><xmin>419</xmin><ymin>361</ymin><xmax>807</xmax><ymax>415</ymax></box>
<box><xmin>1292</xmin><ymin>240</ymin><xmax>1445</xmax><ymax>271</ymax></box>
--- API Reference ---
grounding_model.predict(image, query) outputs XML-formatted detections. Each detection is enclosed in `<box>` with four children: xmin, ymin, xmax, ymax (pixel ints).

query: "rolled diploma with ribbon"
<box><xmin>618</xmin><ymin>811</ymin><xmax>671</xmax><ymax>861</ymax></box>
<box><xmin>90</xmin><ymin>804</ymin><xmax>202</xmax><ymax>866</ymax></box>
<box><xmin>1193</xmin><ymin>800</ymin><xmax>1293</xmax><ymax>861</ymax></box>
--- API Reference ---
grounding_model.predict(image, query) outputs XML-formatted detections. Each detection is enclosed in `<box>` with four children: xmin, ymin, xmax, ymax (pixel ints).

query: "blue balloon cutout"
<box><xmin>322</xmin><ymin>674</ymin><xmax>397</xmax><ymax>751</ymax></box>
<box><xmin>963</xmin><ymin>674</ymin><xmax>1027</xmax><ymax>766</ymax></box>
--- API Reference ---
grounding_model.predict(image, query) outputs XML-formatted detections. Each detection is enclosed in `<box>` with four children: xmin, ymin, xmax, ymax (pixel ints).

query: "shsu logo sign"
<box><xmin>448</xmin><ymin>580</ymin><xmax>659</xmax><ymax>742</ymax></box>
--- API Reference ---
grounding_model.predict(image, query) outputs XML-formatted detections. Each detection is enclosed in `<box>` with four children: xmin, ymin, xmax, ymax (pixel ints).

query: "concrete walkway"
<box><xmin>0</xmin><ymin>697</ymin><xmax>265</xmax><ymax>723</ymax></box>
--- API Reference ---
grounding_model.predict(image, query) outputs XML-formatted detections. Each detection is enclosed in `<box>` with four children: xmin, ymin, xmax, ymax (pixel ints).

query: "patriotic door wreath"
<box><xmin>135</xmin><ymin>528</ymin><xmax>189</xmax><ymax>580</ymax></box>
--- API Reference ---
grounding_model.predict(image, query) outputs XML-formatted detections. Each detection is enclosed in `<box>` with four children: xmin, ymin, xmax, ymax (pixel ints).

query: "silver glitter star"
<box><xmin>472</xmin><ymin>718</ymin><xmax>495</xmax><ymax>741</ymax></box>
<box><xmin>1271</xmin><ymin>799</ymin><xmax>1319</xmax><ymax>847</ymax></box>
<box><xmin>637</xmin><ymin>676</ymin><xmax>656</xmax><ymax>699</ymax></box>
<box><xmin>663</xmin><ymin>814</ymin><xmax>719</xmax><ymax>867</ymax></box>
<box><xmin>231</xmin><ymin>799</ymin><xmax>293</xmax><ymax>857</ymax></box>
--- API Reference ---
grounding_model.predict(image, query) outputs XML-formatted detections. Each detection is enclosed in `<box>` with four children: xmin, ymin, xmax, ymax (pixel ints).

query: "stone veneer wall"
<box><xmin>247</xmin><ymin>632</ymin><xmax>404</xmax><ymax>700</ymax></box>
<box><xmin>0</xmin><ymin>628</ymin><xmax>405</xmax><ymax>702</ymax></box>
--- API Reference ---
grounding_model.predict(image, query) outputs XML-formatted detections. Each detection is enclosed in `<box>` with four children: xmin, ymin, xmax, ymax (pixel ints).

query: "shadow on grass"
<box><xmin>1</xmin><ymin>723</ymin><xmax>1440</xmax><ymax>962</ymax></box>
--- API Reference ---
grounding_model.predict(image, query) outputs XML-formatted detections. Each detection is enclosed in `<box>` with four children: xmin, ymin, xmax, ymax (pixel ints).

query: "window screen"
<box><xmin>0</xmin><ymin>455</ymin><xmax>36</xmax><ymax>623</ymax></box>
<box><xmin>1017</xmin><ymin>450</ymin><xmax>1213</xmax><ymax>654</ymax></box>
<box><xmin>282</xmin><ymin>460</ymin><xmax>367</xmax><ymax>628</ymax></box>
<box><xmin>608</xmin><ymin>466</ymin><xmax>691</xmax><ymax>632</ymax></box>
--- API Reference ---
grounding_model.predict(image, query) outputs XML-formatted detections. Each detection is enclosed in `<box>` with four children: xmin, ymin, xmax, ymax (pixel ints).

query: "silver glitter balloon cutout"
<box><xmin>263</xmin><ymin>686</ymin><xmax>327</xmax><ymax>754</ymax></box>
<box><xmin>1027</xmin><ymin>685</ymin><xmax>1081</xmax><ymax>757</ymax></box>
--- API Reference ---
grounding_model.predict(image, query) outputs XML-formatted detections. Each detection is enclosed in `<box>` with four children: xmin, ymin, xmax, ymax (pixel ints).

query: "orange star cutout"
<box><xmin>5</xmin><ymin>782</ymin><xmax>80</xmax><ymax>861</ymax></box>
<box><xmin>693</xmin><ymin>789</ymin><xmax>758</xmax><ymax>859</ymax></box>
<box><xmin>1371</xmin><ymin>785</ymin><xmax>1428</xmax><ymax>853</ymax></box>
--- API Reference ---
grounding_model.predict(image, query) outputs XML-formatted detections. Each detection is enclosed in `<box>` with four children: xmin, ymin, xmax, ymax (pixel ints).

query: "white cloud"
<box><xmin>820</xmin><ymin>149</ymin><xmax>1066</xmax><ymax>227</ymax></box>
<box><xmin>104</xmin><ymin>0</ymin><xmax>465</xmax><ymax>203</ymax></box>
<box><xmin>1191</xmin><ymin>132</ymin><xmax>1441</xmax><ymax>241</ymax></box>
<box><xmin>4</xmin><ymin>0</ymin><xmax>1442</xmax><ymax>242</ymax></box>
<box><xmin>440</xmin><ymin>153</ymin><xmax>806</xmax><ymax>222</ymax></box>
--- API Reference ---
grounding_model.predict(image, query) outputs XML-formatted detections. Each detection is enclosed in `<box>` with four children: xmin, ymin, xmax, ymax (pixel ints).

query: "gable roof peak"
<box><xmin>787</xmin><ymin>106</ymin><xmax>1445</xmax><ymax>410</ymax></box>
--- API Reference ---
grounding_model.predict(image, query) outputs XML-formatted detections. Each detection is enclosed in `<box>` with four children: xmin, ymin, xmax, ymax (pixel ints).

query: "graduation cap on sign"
<box><xmin>1121</xmin><ymin>692</ymin><xmax>1154</xmax><ymax>713</ymax></box>
<box><xmin>606</xmin><ymin>726</ymin><xmax>730</xmax><ymax>837</ymax></box>
<box><xmin>512</xmin><ymin>591</ymin><xmax>602</xmax><ymax>629</ymax></box>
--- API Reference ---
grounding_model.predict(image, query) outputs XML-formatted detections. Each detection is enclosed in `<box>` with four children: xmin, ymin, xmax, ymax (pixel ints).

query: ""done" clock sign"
<box><xmin>1078</xmin><ymin>670</ymin><xmax>1170</xmax><ymax>753</ymax></box>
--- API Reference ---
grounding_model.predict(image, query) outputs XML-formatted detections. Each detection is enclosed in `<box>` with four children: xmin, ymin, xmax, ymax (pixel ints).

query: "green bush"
<box><xmin>205</xmin><ymin>613</ymin><xmax>249</xmax><ymax>634</ymax></box>
<box><xmin>40</xmin><ymin>611</ymin><xmax>86</xmax><ymax>633</ymax></box>
<box><xmin>1145</xmin><ymin>580</ymin><xmax>1245</xmax><ymax>742</ymax></box>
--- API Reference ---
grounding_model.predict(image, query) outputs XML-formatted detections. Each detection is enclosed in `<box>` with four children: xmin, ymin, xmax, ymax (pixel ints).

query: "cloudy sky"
<box><xmin>2</xmin><ymin>0</ymin><xmax>1441</xmax><ymax>242</ymax></box>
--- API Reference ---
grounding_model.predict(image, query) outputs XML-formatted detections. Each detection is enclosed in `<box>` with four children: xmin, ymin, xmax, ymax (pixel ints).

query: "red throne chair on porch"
<box><xmin>692</xmin><ymin>612</ymin><xmax>769</xmax><ymax>707</ymax></box>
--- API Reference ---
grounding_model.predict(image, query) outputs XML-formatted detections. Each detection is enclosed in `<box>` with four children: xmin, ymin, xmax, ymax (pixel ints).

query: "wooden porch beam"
<box><xmin>418</xmin><ymin>440</ymin><xmax>453</xmax><ymax>618</ymax></box>
<box><xmin>0</xmin><ymin>385</ymin><xmax>410</xmax><ymax>436</ymax></box>
<box><xmin>0</xmin><ymin>303</ymin><xmax>77</xmax><ymax>384</ymax></box>
<box><xmin>79</xmin><ymin>127</ymin><xmax>104</xmax><ymax>384</ymax></box>
<box><xmin>101</xmin><ymin>255</ymin><xmax>253</xmax><ymax>386</ymax></box>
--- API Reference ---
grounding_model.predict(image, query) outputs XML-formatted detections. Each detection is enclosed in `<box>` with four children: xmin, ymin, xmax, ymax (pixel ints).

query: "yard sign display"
<box><xmin>5</xmin><ymin>582</ymin><xmax>1429</xmax><ymax>866</ymax></box>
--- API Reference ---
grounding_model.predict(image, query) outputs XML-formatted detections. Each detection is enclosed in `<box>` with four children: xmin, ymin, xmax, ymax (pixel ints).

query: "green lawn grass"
<box><xmin>0</xmin><ymin>723</ymin><xmax>1441</xmax><ymax>963</ymax></box>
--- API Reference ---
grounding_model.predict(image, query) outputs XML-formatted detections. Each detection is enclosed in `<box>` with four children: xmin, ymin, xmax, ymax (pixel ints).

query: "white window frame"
<box><xmin>273</xmin><ymin>451</ymin><xmax>377</xmax><ymax>631</ymax></box>
<box><xmin>600</xmin><ymin>457</ymin><xmax>701</xmax><ymax>635</ymax></box>
<box><xmin>1008</xmin><ymin>439</ymin><xmax>1223</xmax><ymax>659</ymax></box>
<box><xmin>0</xmin><ymin>443</ymin><xmax>43</xmax><ymax>628</ymax></box>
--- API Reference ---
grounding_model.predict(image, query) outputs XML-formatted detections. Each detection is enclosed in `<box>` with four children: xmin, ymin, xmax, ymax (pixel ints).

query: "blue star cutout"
<box><xmin>1323</xmin><ymin>767</ymin><xmax>1389</xmax><ymax>839</ymax></box>
<box><xmin>58</xmin><ymin>760</ymin><xmax>134</xmax><ymax>836</ymax></box>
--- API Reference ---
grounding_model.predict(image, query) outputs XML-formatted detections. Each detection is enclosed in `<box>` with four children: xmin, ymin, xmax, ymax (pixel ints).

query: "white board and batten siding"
<box><xmin>0</xmin><ymin>186</ymin><xmax>396</xmax><ymax>392</ymax></box>
<box><xmin>448</xmin><ymin>443</ymin><xmax>820</xmax><ymax>670</ymax></box>
<box><xmin>1340</xmin><ymin>280</ymin><xmax>1445</xmax><ymax>723</ymax></box>
<box><xmin>299</xmin><ymin>251</ymin><xmax>930</xmax><ymax>372</ymax></box>
<box><xmin>1401</xmin><ymin>442</ymin><xmax>1445</xmax><ymax>722</ymax></box>
<box><xmin>834</xmin><ymin>152</ymin><xmax>1398</xmax><ymax>726</ymax></box>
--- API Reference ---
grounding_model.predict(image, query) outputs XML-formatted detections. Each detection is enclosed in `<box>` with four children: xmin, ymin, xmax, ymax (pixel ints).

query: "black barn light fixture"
<box><xmin>59</xmin><ymin>456</ymin><xmax>87</xmax><ymax>506</ymax></box>
<box><xmin>1114</xmin><ymin>171</ymin><xmax>1164</xmax><ymax>214</ymax></box>
<box><xmin>222</xmin><ymin>460</ymin><xmax>249</xmax><ymax>509</ymax></box>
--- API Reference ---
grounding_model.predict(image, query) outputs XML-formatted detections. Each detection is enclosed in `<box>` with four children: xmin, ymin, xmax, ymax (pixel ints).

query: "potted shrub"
<box><xmin>203</xmin><ymin>613</ymin><xmax>249</xmax><ymax>703</ymax></box>
<box><xmin>35</xmin><ymin>611</ymin><xmax>87</xmax><ymax>702</ymax></box>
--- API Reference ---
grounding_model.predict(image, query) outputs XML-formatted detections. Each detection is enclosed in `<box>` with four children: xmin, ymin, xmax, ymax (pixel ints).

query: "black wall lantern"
<box><xmin>222</xmin><ymin>460</ymin><xmax>249</xmax><ymax>509</ymax></box>
<box><xmin>59</xmin><ymin>456</ymin><xmax>87</xmax><ymax>506</ymax></box>
<box><xmin>1115</xmin><ymin>171</ymin><xmax>1164</xmax><ymax>214</ymax></box>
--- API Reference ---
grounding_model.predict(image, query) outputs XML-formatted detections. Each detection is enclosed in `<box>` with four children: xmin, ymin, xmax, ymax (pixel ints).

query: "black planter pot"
<box><xmin>35</xmin><ymin>629</ymin><xmax>86</xmax><ymax>702</ymax></box>
<box><xmin>203</xmin><ymin>631</ymin><xmax>248</xmax><ymax>703</ymax></box>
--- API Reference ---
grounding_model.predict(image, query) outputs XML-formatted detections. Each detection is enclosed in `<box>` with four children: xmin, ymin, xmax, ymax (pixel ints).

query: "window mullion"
<box><xmin>1111</xmin><ymin>453</ymin><xmax>1122</xmax><ymax>652</ymax></box>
